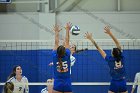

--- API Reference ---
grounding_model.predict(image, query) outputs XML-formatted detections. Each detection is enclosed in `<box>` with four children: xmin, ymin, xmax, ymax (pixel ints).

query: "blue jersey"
<box><xmin>52</xmin><ymin>48</ymin><xmax>71</xmax><ymax>79</ymax></box>
<box><xmin>105</xmin><ymin>53</ymin><xmax>126</xmax><ymax>80</ymax></box>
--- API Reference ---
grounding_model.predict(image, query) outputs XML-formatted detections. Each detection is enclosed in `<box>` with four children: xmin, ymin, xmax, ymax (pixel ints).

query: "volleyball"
<box><xmin>70</xmin><ymin>25</ymin><xmax>80</xmax><ymax>35</ymax></box>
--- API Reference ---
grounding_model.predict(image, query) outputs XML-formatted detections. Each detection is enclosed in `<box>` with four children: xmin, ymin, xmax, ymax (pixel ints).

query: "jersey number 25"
<box><xmin>57</xmin><ymin>61</ymin><xmax>68</xmax><ymax>72</ymax></box>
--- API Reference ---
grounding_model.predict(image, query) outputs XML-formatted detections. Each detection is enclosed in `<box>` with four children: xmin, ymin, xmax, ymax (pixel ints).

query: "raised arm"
<box><xmin>65</xmin><ymin>22</ymin><xmax>71</xmax><ymax>48</ymax></box>
<box><xmin>53</xmin><ymin>25</ymin><xmax>61</xmax><ymax>50</ymax></box>
<box><xmin>84</xmin><ymin>32</ymin><xmax>106</xmax><ymax>59</ymax></box>
<box><xmin>104</xmin><ymin>26</ymin><xmax>121</xmax><ymax>50</ymax></box>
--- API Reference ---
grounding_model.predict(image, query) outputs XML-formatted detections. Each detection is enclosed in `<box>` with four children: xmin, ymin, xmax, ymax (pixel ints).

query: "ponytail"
<box><xmin>57</xmin><ymin>45</ymin><xmax>65</xmax><ymax>72</ymax></box>
<box><xmin>8</xmin><ymin>73</ymin><xmax>16</xmax><ymax>80</ymax></box>
<box><xmin>58</xmin><ymin>57</ymin><xmax>63</xmax><ymax>71</ymax></box>
<box><xmin>75</xmin><ymin>48</ymin><xmax>88</xmax><ymax>53</ymax></box>
<box><xmin>4</xmin><ymin>82</ymin><xmax>14</xmax><ymax>93</ymax></box>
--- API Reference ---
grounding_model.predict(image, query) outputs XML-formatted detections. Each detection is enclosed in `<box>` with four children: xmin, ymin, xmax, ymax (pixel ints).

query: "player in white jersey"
<box><xmin>131</xmin><ymin>72</ymin><xmax>140</xmax><ymax>93</ymax></box>
<box><xmin>41</xmin><ymin>79</ymin><xmax>54</xmax><ymax>93</ymax></box>
<box><xmin>7</xmin><ymin>65</ymin><xmax>29</xmax><ymax>93</ymax></box>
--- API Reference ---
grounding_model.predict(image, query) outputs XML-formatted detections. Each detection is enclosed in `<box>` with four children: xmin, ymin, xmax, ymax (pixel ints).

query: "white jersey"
<box><xmin>70</xmin><ymin>55</ymin><xmax>76</xmax><ymax>66</ymax></box>
<box><xmin>70</xmin><ymin>55</ymin><xmax>76</xmax><ymax>74</ymax></box>
<box><xmin>41</xmin><ymin>87</ymin><xmax>48</xmax><ymax>93</ymax></box>
<box><xmin>7</xmin><ymin>76</ymin><xmax>29</xmax><ymax>93</ymax></box>
<box><xmin>133</xmin><ymin>72</ymin><xmax>140</xmax><ymax>93</ymax></box>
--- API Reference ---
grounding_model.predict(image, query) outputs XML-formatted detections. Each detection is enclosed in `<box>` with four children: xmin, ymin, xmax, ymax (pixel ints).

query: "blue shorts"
<box><xmin>109</xmin><ymin>79</ymin><xmax>127</xmax><ymax>92</ymax></box>
<box><xmin>53</xmin><ymin>78</ymin><xmax>72</xmax><ymax>92</ymax></box>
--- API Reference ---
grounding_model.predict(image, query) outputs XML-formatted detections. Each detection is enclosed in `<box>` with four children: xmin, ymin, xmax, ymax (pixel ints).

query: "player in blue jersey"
<box><xmin>52</xmin><ymin>22</ymin><xmax>72</xmax><ymax>93</ymax></box>
<box><xmin>85</xmin><ymin>26</ymin><xmax>128</xmax><ymax>93</ymax></box>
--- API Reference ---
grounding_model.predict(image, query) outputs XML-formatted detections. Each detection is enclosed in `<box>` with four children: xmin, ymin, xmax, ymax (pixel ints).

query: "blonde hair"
<box><xmin>4</xmin><ymin>82</ymin><xmax>14</xmax><ymax>93</ymax></box>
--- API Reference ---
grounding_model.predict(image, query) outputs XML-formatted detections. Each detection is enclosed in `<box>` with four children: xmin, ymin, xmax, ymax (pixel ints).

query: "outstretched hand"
<box><xmin>53</xmin><ymin>24</ymin><xmax>62</xmax><ymax>33</ymax></box>
<box><xmin>65</xmin><ymin>22</ymin><xmax>72</xmax><ymax>31</ymax></box>
<box><xmin>104</xmin><ymin>26</ymin><xmax>112</xmax><ymax>35</ymax></box>
<box><xmin>84</xmin><ymin>32</ymin><xmax>93</xmax><ymax>40</ymax></box>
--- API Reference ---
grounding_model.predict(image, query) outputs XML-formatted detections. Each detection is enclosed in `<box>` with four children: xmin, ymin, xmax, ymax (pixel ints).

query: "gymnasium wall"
<box><xmin>0</xmin><ymin>12</ymin><xmax>140</xmax><ymax>40</ymax></box>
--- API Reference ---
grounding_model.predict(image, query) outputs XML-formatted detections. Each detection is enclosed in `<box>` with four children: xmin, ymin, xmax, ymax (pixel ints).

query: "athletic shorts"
<box><xmin>53</xmin><ymin>78</ymin><xmax>72</xmax><ymax>92</ymax></box>
<box><xmin>109</xmin><ymin>79</ymin><xmax>127</xmax><ymax>92</ymax></box>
